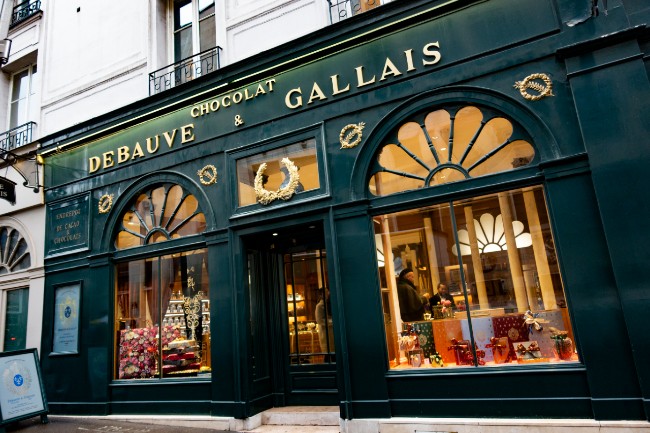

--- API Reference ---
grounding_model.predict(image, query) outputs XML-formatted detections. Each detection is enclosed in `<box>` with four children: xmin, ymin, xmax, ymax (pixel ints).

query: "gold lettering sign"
<box><xmin>284</xmin><ymin>41</ymin><xmax>442</xmax><ymax>110</ymax></box>
<box><xmin>88</xmin><ymin>123</ymin><xmax>195</xmax><ymax>174</ymax></box>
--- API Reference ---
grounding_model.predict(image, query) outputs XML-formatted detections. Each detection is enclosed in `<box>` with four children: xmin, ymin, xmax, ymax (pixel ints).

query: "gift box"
<box><xmin>514</xmin><ymin>340</ymin><xmax>548</xmax><ymax>363</ymax></box>
<box><xmin>409</xmin><ymin>321</ymin><xmax>435</xmax><ymax>359</ymax></box>
<box><xmin>447</xmin><ymin>338</ymin><xmax>474</xmax><ymax>366</ymax></box>
<box><xmin>492</xmin><ymin>314</ymin><xmax>529</xmax><ymax>362</ymax></box>
<box><xmin>432</xmin><ymin>319</ymin><xmax>463</xmax><ymax>365</ymax></box>
<box><xmin>407</xmin><ymin>349</ymin><xmax>425</xmax><ymax>367</ymax></box>
<box><xmin>460</xmin><ymin>316</ymin><xmax>495</xmax><ymax>363</ymax></box>
<box><xmin>525</xmin><ymin>309</ymin><xmax>565</xmax><ymax>359</ymax></box>
<box><xmin>486</xmin><ymin>336</ymin><xmax>510</xmax><ymax>364</ymax></box>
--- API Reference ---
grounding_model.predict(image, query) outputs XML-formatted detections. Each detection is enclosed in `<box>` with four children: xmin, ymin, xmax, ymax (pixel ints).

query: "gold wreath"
<box><xmin>197</xmin><ymin>164</ymin><xmax>218</xmax><ymax>186</ymax></box>
<box><xmin>98</xmin><ymin>194</ymin><xmax>114</xmax><ymax>214</ymax></box>
<box><xmin>254</xmin><ymin>158</ymin><xmax>300</xmax><ymax>205</ymax></box>
<box><xmin>514</xmin><ymin>73</ymin><xmax>554</xmax><ymax>101</ymax></box>
<box><xmin>339</xmin><ymin>122</ymin><xmax>366</xmax><ymax>149</ymax></box>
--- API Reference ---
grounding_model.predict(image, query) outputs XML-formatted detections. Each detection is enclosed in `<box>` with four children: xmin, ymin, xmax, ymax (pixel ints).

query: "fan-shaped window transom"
<box><xmin>0</xmin><ymin>226</ymin><xmax>31</xmax><ymax>274</ymax></box>
<box><xmin>115</xmin><ymin>184</ymin><xmax>206</xmax><ymax>250</ymax></box>
<box><xmin>369</xmin><ymin>105</ymin><xmax>536</xmax><ymax>197</ymax></box>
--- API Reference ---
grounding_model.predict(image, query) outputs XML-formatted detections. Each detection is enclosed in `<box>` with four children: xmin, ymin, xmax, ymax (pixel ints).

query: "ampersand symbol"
<box><xmin>234</xmin><ymin>115</ymin><xmax>244</xmax><ymax>126</ymax></box>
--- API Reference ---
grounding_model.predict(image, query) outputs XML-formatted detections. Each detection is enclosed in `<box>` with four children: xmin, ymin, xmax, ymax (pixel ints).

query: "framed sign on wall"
<box><xmin>51</xmin><ymin>282</ymin><xmax>82</xmax><ymax>355</ymax></box>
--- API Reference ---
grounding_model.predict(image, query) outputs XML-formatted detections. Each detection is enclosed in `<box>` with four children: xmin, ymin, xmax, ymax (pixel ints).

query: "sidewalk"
<box><xmin>3</xmin><ymin>409</ymin><xmax>650</xmax><ymax>433</ymax></box>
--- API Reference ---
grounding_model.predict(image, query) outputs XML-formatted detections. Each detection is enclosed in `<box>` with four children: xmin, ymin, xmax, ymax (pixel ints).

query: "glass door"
<box><xmin>245</xmin><ymin>223</ymin><xmax>338</xmax><ymax>408</ymax></box>
<box><xmin>285</xmin><ymin>249</ymin><xmax>334</xmax><ymax>366</ymax></box>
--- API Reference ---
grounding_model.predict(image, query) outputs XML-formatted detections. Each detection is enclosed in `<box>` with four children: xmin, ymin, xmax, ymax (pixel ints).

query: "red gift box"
<box><xmin>447</xmin><ymin>338</ymin><xmax>474</xmax><ymax>366</ymax></box>
<box><xmin>492</xmin><ymin>314</ymin><xmax>529</xmax><ymax>362</ymax></box>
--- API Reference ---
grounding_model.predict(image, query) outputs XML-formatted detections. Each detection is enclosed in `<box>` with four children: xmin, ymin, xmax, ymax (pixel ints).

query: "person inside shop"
<box><xmin>315</xmin><ymin>287</ymin><xmax>335</xmax><ymax>362</ymax></box>
<box><xmin>430</xmin><ymin>282</ymin><xmax>457</xmax><ymax>309</ymax></box>
<box><xmin>397</xmin><ymin>268</ymin><xmax>426</xmax><ymax>322</ymax></box>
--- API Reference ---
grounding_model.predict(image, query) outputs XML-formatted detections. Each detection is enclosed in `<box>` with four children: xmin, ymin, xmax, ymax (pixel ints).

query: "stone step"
<box><xmin>260</xmin><ymin>406</ymin><xmax>340</xmax><ymax>426</ymax></box>
<box><xmin>242</xmin><ymin>426</ymin><xmax>340</xmax><ymax>433</ymax></box>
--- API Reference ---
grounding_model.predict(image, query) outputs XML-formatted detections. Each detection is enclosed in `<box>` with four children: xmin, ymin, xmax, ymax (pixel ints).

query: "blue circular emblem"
<box><xmin>13</xmin><ymin>374</ymin><xmax>24</xmax><ymax>387</ymax></box>
<box><xmin>64</xmin><ymin>306</ymin><xmax>72</xmax><ymax>318</ymax></box>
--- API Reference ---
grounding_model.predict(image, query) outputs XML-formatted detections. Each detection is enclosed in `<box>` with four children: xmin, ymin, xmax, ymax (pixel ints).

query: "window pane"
<box><xmin>115</xmin><ymin>249</ymin><xmax>210</xmax><ymax>380</ymax></box>
<box><xmin>374</xmin><ymin>186</ymin><xmax>578</xmax><ymax>370</ymax></box>
<box><xmin>175</xmin><ymin>1</ymin><xmax>192</xmax><ymax>29</ymax></box>
<box><xmin>4</xmin><ymin>288</ymin><xmax>29</xmax><ymax>351</ymax></box>
<box><xmin>199</xmin><ymin>13</ymin><xmax>216</xmax><ymax>52</ymax></box>
<box><xmin>286</xmin><ymin>250</ymin><xmax>332</xmax><ymax>365</ymax></box>
<box><xmin>10</xmin><ymin>70</ymin><xmax>29</xmax><ymax>103</ymax></box>
<box><xmin>174</xmin><ymin>27</ymin><xmax>193</xmax><ymax>62</ymax></box>
<box><xmin>236</xmin><ymin>139</ymin><xmax>319</xmax><ymax>207</ymax></box>
<box><xmin>198</xmin><ymin>0</ymin><xmax>214</xmax><ymax>14</ymax></box>
<box><xmin>10</xmin><ymin>99</ymin><xmax>27</xmax><ymax>129</ymax></box>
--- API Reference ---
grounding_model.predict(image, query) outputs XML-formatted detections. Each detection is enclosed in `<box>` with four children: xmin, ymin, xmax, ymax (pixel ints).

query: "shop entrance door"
<box><xmin>245</xmin><ymin>223</ymin><xmax>338</xmax><ymax>409</ymax></box>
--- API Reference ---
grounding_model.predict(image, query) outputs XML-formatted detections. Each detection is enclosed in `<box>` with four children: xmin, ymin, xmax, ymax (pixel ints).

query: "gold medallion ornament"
<box><xmin>339</xmin><ymin>122</ymin><xmax>366</xmax><ymax>149</ymax></box>
<box><xmin>254</xmin><ymin>157</ymin><xmax>300</xmax><ymax>205</ymax></box>
<box><xmin>514</xmin><ymin>73</ymin><xmax>554</xmax><ymax>101</ymax></box>
<box><xmin>98</xmin><ymin>194</ymin><xmax>114</xmax><ymax>214</ymax></box>
<box><xmin>197</xmin><ymin>164</ymin><xmax>218</xmax><ymax>186</ymax></box>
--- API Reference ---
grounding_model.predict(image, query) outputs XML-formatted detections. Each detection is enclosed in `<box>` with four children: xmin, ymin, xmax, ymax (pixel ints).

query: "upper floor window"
<box><xmin>174</xmin><ymin>0</ymin><xmax>216</xmax><ymax>62</ymax></box>
<box><xmin>0</xmin><ymin>226</ymin><xmax>31</xmax><ymax>274</ymax></box>
<box><xmin>9</xmin><ymin>64</ymin><xmax>38</xmax><ymax>131</ymax></box>
<box><xmin>369</xmin><ymin>105</ymin><xmax>535</xmax><ymax>197</ymax></box>
<box><xmin>115</xmin><ymin>184</ymin><xmax>206</xmax><ymax>250</ymax></box>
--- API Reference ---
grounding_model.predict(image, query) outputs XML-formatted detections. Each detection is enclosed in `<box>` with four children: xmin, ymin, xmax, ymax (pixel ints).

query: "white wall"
<box><xmin>223</xmin><ymin>0</ymin><xmax>329</xmax><ymax>64</ymax></box>
<box><xmin>40</xmin><ymin>0</ymin><xmax>151</xmax><ymax>134</ymax></box>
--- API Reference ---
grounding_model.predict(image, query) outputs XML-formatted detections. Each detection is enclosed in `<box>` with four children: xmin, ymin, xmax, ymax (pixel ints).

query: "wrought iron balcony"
<box><xmin>327</xmin><ymin>0</ymin><xmax>384</xmax><ymax>23</ymax></box>
<box><xmin>0</xmin><ymin>122</ymin><xmax>36</xmax><ymax>152</ymax></box>
<box><xmin>149</xmin><ymin>46</ymin><xmax>223</xmax><ymax>96</ymax></box>
<box><xmin>10</xmin><ymin>0</ymin><xmax>41</xmax><ymax>28</ymax></box>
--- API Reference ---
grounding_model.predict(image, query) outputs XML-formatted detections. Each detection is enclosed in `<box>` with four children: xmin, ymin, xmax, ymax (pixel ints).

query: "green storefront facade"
<box><xmin>39</xmin><ymin>0</ymin><xmax>650</xmax><ymax>422</ymax></box>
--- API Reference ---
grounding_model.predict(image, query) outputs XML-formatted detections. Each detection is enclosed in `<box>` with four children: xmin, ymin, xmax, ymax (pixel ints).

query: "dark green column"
<box><xmin>332</xmin><ymin>204</ymin><xmax>391</xmax><ymax>419</ymax></box>
<box><xmin>558</xmin><ymin>28</ymin><xmax>650</xmax><ymax>420</ymax></box>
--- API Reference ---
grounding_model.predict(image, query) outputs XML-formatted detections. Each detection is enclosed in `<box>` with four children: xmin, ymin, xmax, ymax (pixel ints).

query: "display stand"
<box><xmin>0</xmin><ymin>349</ymin><xmax>48</xmax><ymax>432</ymax></box>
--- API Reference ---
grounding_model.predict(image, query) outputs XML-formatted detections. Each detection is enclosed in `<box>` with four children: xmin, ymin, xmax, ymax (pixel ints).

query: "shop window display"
<box><xmin>113</xmin><ymin>183</ymin><xmax>210</xmax><ymax>380</ymax></box>
<box><xmin>114</xmin><ymin>249</ymin><xmax>210</xmax><ymax>379</ymax></box>
<box><xmin>374</xmin><ymin>186</ymin><xmax>578</xmax><ymax>369</ymax></box>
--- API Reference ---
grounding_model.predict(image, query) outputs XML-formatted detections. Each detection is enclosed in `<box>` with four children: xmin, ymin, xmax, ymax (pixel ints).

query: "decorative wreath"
<box><xmin>197</xmin><ymin>164</ymin><xmax>218</xmax><ymax>186</ymax></box>
<box><xmin>339</xmin><ymin>122</ymin><xmax>366</xmax><ymax>149</ymax></box>
<box><xmin>98</xmin><ymin>194</ymin><xmax>114</xmax><ymax>214</ymax></box>
<box><xmin>254</xmin><ymin>157</ymin><xmax>300</xmax><ymax>205</ymax></box>
<box><xmin>513</xmin><ymin>73</ymin><xmax>554</xmax><ymax>101</ymax></box>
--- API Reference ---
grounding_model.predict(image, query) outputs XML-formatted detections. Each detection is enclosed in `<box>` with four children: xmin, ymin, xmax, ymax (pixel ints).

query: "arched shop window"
<box><xmin>371</xmin><ymin>104</ymin><xmax>578</xmax><ymax>370</ymax></box>
<box><xmin>113</xmin><ymin>183</ymin><xmax>211</xmax><ymax>380</ymax></box>
<box><xmin>0</xmin><ymin>226</ymin><xmax>31</xmax><ymax>351</ymax></box>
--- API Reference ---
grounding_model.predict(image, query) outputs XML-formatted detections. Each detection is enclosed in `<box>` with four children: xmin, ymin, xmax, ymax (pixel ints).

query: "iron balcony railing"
<box><xmin>149</xmin><ymin>46</ymin><xmax>223</xmax><ymax>96</ymax></box>
<box><xmin>10</xmin><ymin>0</ymin><xmax>41</xmax><ymax>28</ymax></box>
<box><xmin>0</xmin><ymin>122</ymin><xmax>36</xmax><ymax>152</ymax></box>
<box><xmin>327</xmin><ymin>0</ymin><xmax>383</xmax><ymax>23</ymax></box>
